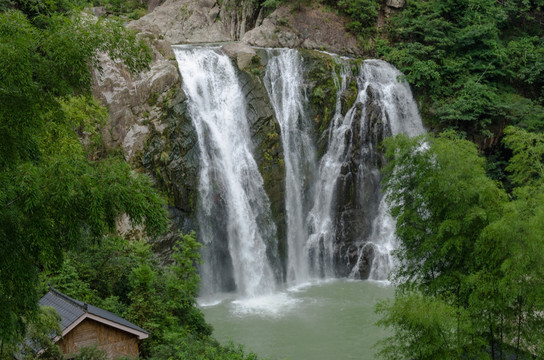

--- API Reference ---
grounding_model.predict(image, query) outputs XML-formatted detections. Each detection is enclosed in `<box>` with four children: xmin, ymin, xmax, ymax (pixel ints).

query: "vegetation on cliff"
<box><xmin>374</xmin><ymin>0</ymin><xmax>544</xmax><ymax>139</ymax></box>
<box><xmin>0</xmin><ymin>1</ymin><xmax>258</xmax><ymax>359</ymax></box>
<box><xmin>270</xmin><ymin>0</ymin><xmax>543</xmax><ymax>137</ymax></box>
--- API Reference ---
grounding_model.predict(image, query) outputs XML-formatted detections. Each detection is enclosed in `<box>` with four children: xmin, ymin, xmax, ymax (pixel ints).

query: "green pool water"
<box><xmin>200</xmin><ymin>279</ymin><xmax>394</xmax><ymax>360</ymax></box>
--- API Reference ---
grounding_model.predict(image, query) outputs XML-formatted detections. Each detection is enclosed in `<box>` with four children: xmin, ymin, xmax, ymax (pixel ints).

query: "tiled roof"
<box><xmin>39</xmin><ymin>287</ymin><xmax>148</xmax><ymax>336</ymax></box>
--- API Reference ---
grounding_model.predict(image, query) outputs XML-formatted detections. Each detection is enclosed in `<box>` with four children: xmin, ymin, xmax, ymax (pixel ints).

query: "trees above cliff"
<box><xmin>374</xmin><ymin>0</ymin><xmax>544</xmax><ymax>135</ymax></box>
<box><xmin>261</xmin><ymin>0</ymin><xmax>544</xmax><ymax>136</ymax></box>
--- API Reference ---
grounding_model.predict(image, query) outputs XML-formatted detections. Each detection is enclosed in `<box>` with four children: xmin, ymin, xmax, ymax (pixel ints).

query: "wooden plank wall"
<box><xmin>58</xmin><ymin>318</ymin><xmax>139</xmax><ymax>359</ymax></box>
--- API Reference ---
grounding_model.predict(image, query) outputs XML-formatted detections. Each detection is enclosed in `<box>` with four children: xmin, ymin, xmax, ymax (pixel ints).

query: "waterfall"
<box><xmin>173</xmin><ymin>46</ymin><xmax>278</xmax><ymax>297</ymax></box>
<box><xmin>263</xmin><ymin>49</ymin><xmax>316</xmax><ymax>284</ymax></box>
<box><xmin>305</xmin><ymin>58</ymin><xmax>425</xmax><ymax>281</ymax></box>
<box><xmin>173</xmin><ymin>45</ymin><xmax>424</xmax><ymax>295</ymax></box>
<box><xmin>359</xmin><ymin>60</ymin><xmax>424</xmax><ymax>138</ymax></box>
<box><xmin>306</xmin><ymin>60</ymin><xmax>352</xmax><ymax>278</ymax></box>
<box><xmin>352</xmin><ymin>59</ymin><xmax>425</xmax><ymax>281</ymax></box>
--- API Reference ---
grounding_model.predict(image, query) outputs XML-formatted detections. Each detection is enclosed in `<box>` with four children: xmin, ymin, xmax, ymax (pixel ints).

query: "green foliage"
<box><xmin>149</xmin><ymin>331</ymin><xmax>260</xmax><ymax>360</ymax></box>
<box><xmin>376</xmin><ymin>294</ymin><xmax>485</xmax><ymax>360</ymax></box>
<box><xmin>41</xmin><ymin>96</ymin><xmax>109</xmax><ymax>160</ymax></box>
<box><xmin>165</xmin><ymin>233</ymin><xmax>207</xmax><ymax>329</ymax></box>
<box><xmin>261</xmin><ymin>0</ymin><xmax>282</xmax><ymax>9</ymax></box>
<box><xmin>70</xmin><ymin>345</ymin><xmax>109</xmax><ymax>360</ymax></box>
<box><xmin>71</xmin><ymin>344</ymin><xmax>135</xmax><ymax>360</ymax></box>
<box><xmin>382</xmin><ymin>132</ymin><xmax>505</xmax><ymax>296</ymax></box>
<box><xmin>337</xmin><ymin>0</ymin><xmax>380</xmax><ymax>36</ymax></box>
<box><xmin>0</xmin><ymin>154</ymin><xmax>168</xmax><ymax>340</ymax></box>
<box><xmin>378</xmin><ymin>131</ymin><xmax>544</xmax><ymax>359</ymax></box>
<box><xmin>503</xmin><ymin>126</ymin><xmax>544</xmax><ymax>187</ymax></box>
<box><xmin>92</xmin><ymin>0</ymin><xmax>148</xmax><ymax>19</ymax></box>
<box><xmin>0</xmin><ymin>9</ymin><xmax>151</xmax><ymax>169</ymax></box>
<box><xmin>374</xmin><ymin>0</ymin><xmax>544</xmax><ymax>133</ymax></box>
<box><xmin>7</xmin><ymin>306</ymin><xmax>63</xmax><ymax>360</ymax></box>
<box><xmin>472</xmin><ymin>185</ymin><xmax>544</xmax><ymax>359</ymax></box>
<box><xmin>12</xmin><ymin>0</ymin><xmax>79</xmax><ymax>18</ymax></box>
<box><xmin>0</xmin><ymin>3</ymin><xmax>159</xmax><ymax>348</ymax></box>
<box><xmin>41</xmin><ymin>232</ymin><xmax>218</xmax><ymax>359</ymax></box>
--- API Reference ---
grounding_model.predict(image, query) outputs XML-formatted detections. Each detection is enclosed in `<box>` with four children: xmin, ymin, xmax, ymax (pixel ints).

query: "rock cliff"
<box><xmin>93</xmin><ymin>0</ymin><xmax>393</xmax><ymax>275</ymax></box>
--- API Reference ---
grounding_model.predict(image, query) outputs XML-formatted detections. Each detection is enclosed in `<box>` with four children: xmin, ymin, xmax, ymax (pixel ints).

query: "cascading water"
<box><xmin>173</xmin><ymin>46</ymin><xmax>278</xmax><ymax>297</ymax></box>
<box><xmin>306</xmin><ymin>58</ymin><xmax>425</xmax><ymax>281</ymax></box>
<box><xmin>306</xmin><ymin>59</ymin><xmax>352</xmax><ymax>278</ymax></box>
<box><xmin>176</xmin><ymin>46</ymin><xmax>426</xmax><ymax>360</ymax></box>
<box><xmin>349</xmin><ymin>59</ymin><xmax>425</xmax><ymax>281</ymax></box>
<box><xmin>263</xmin><ymin>49</ymin><xmax>316</xmax><ymax>284</ymax></box>
<box><xmin>173</xmin><ymin>44</ymin><xmax>424</xmax><ymax>299</ymax></box>
<box><xmin>359</xmin><ymin>60</ymin><xmax>424</xmax><ymax>138</ymax></box>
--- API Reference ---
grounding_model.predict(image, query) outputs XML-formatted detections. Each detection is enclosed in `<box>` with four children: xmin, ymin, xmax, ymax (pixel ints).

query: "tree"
<box><xmin>374</xmin><ymin>0</ymin><xmax>544</xmax><ymax>133</ymax></box>
<box><xmin>377</xmin><ymin>130</ymin><xmax>544</xmax><ymax>359</ymax></box>
<box><xmin>164</xmin><ymin>232</ymin><xmax>211</xmax><ymax>336</ymax></box>
<box><xmin>0</xmin><ymin>4</ymin><xmax>164</xmax><ymax>347</ymax></box>
<box><xmin>502</xmin><ymin>126</ymin><xmax>544</xmax><ymax>187</ymax></box>
<box><xmin>376</xmin><ymin>293</ymin><xmax>485</xmax><ymax>360</ymax></box>
<box><xmin>4</xmin><ymin>306</ymin><xmax>63</xmax><ymax>360</ymax></box>
<box><xmin>381</xmin><ymin>132</ymin><xmax>505</xmax><ymax>298</ymax></box>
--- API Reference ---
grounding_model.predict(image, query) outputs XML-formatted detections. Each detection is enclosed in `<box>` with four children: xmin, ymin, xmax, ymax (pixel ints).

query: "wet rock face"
<box><xmin>332</xmin><ymin>85</ymin><xmax>391</xmax><ymax>278</ymax></box>
<box><xmin>143</xmin><ymin>91</ymin><xmax>198</xmax><ymax>212</ymax></box>
<box><xmin>139</xmin><ymin>49</ymin><xmax>287</xmax><ymax>265</ymax></box>
<box><xmin>236</xmin><ymin>57</ymin><xmax>287</xmax><ymax>275</ymax></box>
<box><xmin>222</xmin><ymin>42</ymin><xmax>257</xmax><ymax>70</ymax></box>
<box><xmin>141</xmin><ymin>87</ymin><xmax>201</xmax><ymax>259</ymax></box>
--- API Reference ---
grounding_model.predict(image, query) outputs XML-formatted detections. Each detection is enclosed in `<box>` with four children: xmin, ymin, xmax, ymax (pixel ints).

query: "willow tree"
<box><xmin>0</xmin><ymin>2</ymin><xmax>167</xmax><ymax>348</ymax></box>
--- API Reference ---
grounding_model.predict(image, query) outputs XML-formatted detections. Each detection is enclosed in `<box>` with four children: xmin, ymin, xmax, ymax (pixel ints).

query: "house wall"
<box><xmin>58</xmin><ymin>318</ymin><xmax>139</xmax><ymax>359</ymax></box>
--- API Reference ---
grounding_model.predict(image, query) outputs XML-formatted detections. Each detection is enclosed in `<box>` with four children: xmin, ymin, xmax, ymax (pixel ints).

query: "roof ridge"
<box><xmin>41</xmin><ymin>287</ymin><xmax>148</xmax><ymax>339</ymax></box>
<box><xmin>86</xmin><ymin>304</ymin><xmax>148</xmax><ymax>334</ymax></box>
<box><xmin>48</xmin><ymin>285</ymin><xmax>87</xmax><ymax>312</ymax></box>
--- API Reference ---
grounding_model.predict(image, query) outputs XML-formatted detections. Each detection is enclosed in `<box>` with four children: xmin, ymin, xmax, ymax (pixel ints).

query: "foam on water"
<box><xmin>202</xmin><ymin>280</ymin><xmax>394</xmax><ymax>360</ymax></box>
<box><xmin>231</xmin><ymin>292</ymin><xmax>302</xmax><ymax>318</ymax></box>
<box><xmin>198</xmin><ymin>293</ymin><xmax>235</xmax><ymax>308</ymax></box>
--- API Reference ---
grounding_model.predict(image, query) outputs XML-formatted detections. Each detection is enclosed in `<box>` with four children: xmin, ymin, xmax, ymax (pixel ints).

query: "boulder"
<box><xmin>127</xmin><ymin>0</ymin><xmax>232</xmax><ymax>45</ymax></box>
<box><xmin>386</xmin><ymin>0</ymin><xmax>405</xmax><ymax>8</ymax></box>
<box><xmin>242</xmin><ymin>4</ymin><xmax>361</xmax><ymax>56</ymax></box>
<box><xmin>127</xmin><ymin>0</ymin><xmax>262</xmax><ymax>45</ymax></box>
<box><xmin>221</xmin><ymin>42</ymin><xmax>257</xmax><ymax>70</ymax></box>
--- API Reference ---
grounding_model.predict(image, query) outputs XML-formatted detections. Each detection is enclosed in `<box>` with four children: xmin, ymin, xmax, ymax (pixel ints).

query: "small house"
<box><xmin>39</xmin><ymin>288</ymin><xmax>148</xmax><ymax>359</ymax></box>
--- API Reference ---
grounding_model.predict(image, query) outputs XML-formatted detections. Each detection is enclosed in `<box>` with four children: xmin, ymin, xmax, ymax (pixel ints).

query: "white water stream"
<box><xmin>355</xmin><ymin>60</ymin><xmax>425</xmax><ymax>281</ymax></box>
<box><xmin>306</xmin><ymin>58</ymin><xmax>352</xmax><ymax>278</ymax></box>
<box><xmin>264</xmin><ymin>49</ymin><xmax>316</xmax><ymax>284</ymax></box>
<box><xmin>174</xmin><ymin>46</ymin><xmax>278</xmax><ymax>297</ymax></box>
